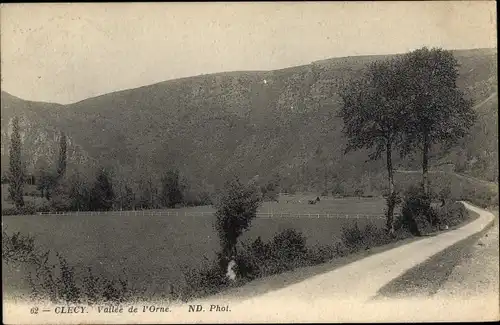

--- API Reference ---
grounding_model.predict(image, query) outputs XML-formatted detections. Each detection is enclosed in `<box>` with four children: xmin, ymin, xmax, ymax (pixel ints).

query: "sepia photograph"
<box><xmin>1</xmin><ymin>1</ymin><xmax>498</xmax><ymax>323</ymax></box>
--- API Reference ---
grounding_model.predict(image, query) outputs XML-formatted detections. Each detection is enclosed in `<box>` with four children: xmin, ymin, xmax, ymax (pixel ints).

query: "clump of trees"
<box><xmin>4</xmin><ymin>119</ymin><xmax>211</xmax><ymax>213</ymax></box>
<box><xmin>340</xmin><ymin>47</ymin><xmax>476</xmax><ymax>235</ymax></box>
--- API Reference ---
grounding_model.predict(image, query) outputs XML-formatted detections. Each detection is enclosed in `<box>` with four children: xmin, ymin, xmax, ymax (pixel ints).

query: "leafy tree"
<box><xmin>339</xmin><ymin>57</ymin><xmax>408</xmax><ymax>234</ymax></box>
<box><xmin>34</xmin><ymin>158</ymin><xmax>55</xmax><ymax>199</ymax></box>
<box><xmin>68</xmin><ymin>172</ymin><xmax>91</xmax><ymax>211</ymax></box>
<box><xmin>122</xmin><ymin>185</ymin><xmax>135</xmax><ymax>210</ymax></box>
<box><xmin>49</xmin><ymin>131</ymin><xmax>70</xmax><ymax>210</ymax></box>
<box><xmin>159</xmin><ymin>169</ymin><xmax>184</xmax><ymax>208</ymax></box>
<box><xmin>135</xmin><ymin>176</ymin><xmax>161</xmax><ymax>209</ymax></box>
<box><xmin>137</xmin><ymin>178</ymin><xmax>153</xmax><ymax>209</ymax></box>
<box><xmin>56</xmin><ymin>132</ymin><xmax>67</xmax><ymax>179</ymax></box>
<box><xmin>115</xmin><ymin>182</ymin><xmax>135</xmax><ymax>211</ymax></box>
<box><xmin>400</xmin><ymin>47</ymin><xmax>476</xmax><ymax>196</ymax></box>
<box><xmin>37</xmin><ymin>174</ymin><xmax>57</xmax><ymax>200</ymax></box>
<box><xmin>110</xmin><ymin>164</ymin><xmax>136</xmax><ymax>210</ymax></box>
<box><xmin>214</xmin><ymin>177</ymin><xmax>262</xmax><ymax>271</ymax></box>
<box><xmin>90</xmin><ymin>169</ymin><xmax>114</xmax><ymax>211</ymax></box>
<box><xmin>8</xmin><ymin>116</ymin><xmax>25</xmax><ymax>208</ymax></box>
<box><xmin>50</xmin><ymin>182</ymin><xmax>71</xmax><ymax>212</ymax></box>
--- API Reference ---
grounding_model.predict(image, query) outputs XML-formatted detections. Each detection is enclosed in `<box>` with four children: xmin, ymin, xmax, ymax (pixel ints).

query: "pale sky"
<box><xmin>0</xmin><ymin>1</ymin><xmax>497</xmax><ymax>104</ymax></box>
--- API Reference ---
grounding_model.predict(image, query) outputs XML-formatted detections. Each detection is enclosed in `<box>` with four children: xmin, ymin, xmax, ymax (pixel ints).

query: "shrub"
<box><xmin>431</xmin><ymin>201</ymin><xmax>471</xmax><ymax>229</ymax></box>
<box><xmin>269</xmin><ymin>229</ymin><xmax>308</xmax><ymax>260</ymax></box>
<box><xmin>400</xmin><ymin>186</ymin><xmax>436</xmax><ymax>236</ymax></box>
<box><xmin>3</xmin><ymin>230</ymin><xmax>134</xmax><ymax>304</ymax></box>
<box><xmin>181</xmin><ymin>258</ymin><xmax>229</xmax><ymax>302</ymax></box>
<box><xmin>306</xmin><ymin>244</ymin><xmax>338</xmax><ymax>264</ymax></box>
<box><xmin>234</xmin><ymin>236</ymin><xmax>268</xmax><ymax>280</ymax></box>
<box><xmin>235</xmin><ymin>229</ymin><xmax>312</xmax><ymax>280</ymax></box>
<box><xmin>266</xmin><ymin>229</ymin><xmax>309</xmax><ymax>273</ymax></box>
<box><xmin>2</xmin><ymin>230</ymin><xmax>37</xmax><ymax>264</ymax></box>
<box><xmin>340</xmin><ymin>222</ymin><xmax>393</xmax><ymax>253</ymax></box>
<box><xmin>2</xmin><ymin>201</ymin><xmax>54</xmax><ymax>216</ymax></box>
<box><xmin>340</xmin><ymin>222</ymin><xmax>363</xmax><ymax>251</ymax></box>
<box><xmin>53</xmin><ymin>253</ymin><xmax>82</xmax><ymax>303</ymax></box>
<box><xmin>2</xmin><ymin>203</ymin><xmax>37</xmax><ymax>216</ymax></box>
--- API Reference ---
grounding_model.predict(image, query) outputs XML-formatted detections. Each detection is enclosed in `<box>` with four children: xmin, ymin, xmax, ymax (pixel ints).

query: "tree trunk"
<box><xmin>422</xmin><ymin>132</ymin><xmax>430</xmax><ymax>196</ymax></box>
<box><xmin>385</xmin><ymin>140</ymin><xmax>396</xmax><ymax>235</ymax></box>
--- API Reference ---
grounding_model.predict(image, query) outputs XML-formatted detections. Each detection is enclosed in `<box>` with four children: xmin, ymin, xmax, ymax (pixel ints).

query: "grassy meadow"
<box><xmin>2</xmin><ymin>196</ymin><xmax>387</xmax><ymax>299</ymax></box>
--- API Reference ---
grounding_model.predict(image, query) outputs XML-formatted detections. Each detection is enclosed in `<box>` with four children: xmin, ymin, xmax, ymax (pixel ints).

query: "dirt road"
<box><xmin>182</xmin><ymin>201</ymin><xmax>497</xmax><ymax>323</ymax></box>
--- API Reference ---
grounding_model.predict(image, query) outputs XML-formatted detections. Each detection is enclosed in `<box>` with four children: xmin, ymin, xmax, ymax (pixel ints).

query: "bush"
<box><xmin>2</xmin><ymin>203</ymin><xmax>37</xmax><ymax>216</ymax></box>
<box><xmin>2</xmin><ymin>230</ymin><xmax>37</xmax><ymax>264</ymax></box>
<box><xmin>340</xmin><ymin>222</ymin><xmax>393</xmax><ymax>253</ymax></box>
<box><xmin>306</xmin><ymin>244</ymin><xmax>340</xmax><ymax>264</ymax></box>
<box><xmin>235</xmin><ymin>229</ymin><xmax>312</xmax><ymax>280</ymax></box>
<box><xmin>431</xmin><ymin>201</ymin><xmax>471</xmax><ymax>229</ymax></box>
<box><xmin>181</xmin><ymin>258</ymin><xmax>229</xmax><ymax>302</ymax></box>
<box><xmin>269</xmin><ymin>229</ymin><xmax>308</xmax><ymax>260</ymax></box>
<box><xmin>2</xmin><ymin>201</ymin><xmax>54</xmax><ymax>216</ymax></box>
<box><xmin>266</xmin><ymin>229</ymin><xmax>309</xmax><ymax>273</ymax></box>
<box><xmin>340</xmin><ymin>222</ymin><xmax>363</xmax><ymax>250</ymax></box>
<box><xmin>234</xmin><ymin>236</ymin><xmax>268</xmax><ymax>280</ymax></box>
<box><xmin>3</xmin><ymin>230</ymin><xmax>134</xmax><ymax>304</ymax></box>
<box><xmin>400</xmin><ymin>186</ymin><xmax>436</xmax><ymax>236</ymax></box>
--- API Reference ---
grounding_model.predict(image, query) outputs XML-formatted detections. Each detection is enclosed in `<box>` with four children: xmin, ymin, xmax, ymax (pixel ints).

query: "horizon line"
<box><xmin>1</xmin><ymin>46</ymin><xmax>497</xmax><ymax>106</ymax></box>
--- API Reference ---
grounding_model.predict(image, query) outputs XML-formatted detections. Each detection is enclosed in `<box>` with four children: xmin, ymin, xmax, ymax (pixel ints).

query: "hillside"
<box><xmin>1</xmin><ymin>48</ymin><xmax>497</xmax><ymax>194</ymax></box>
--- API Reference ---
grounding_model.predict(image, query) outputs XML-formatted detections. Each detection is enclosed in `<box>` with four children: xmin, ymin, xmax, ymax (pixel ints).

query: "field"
<box><xmin>2</xmin><ymin>196</ymin><xmax>387</xmax><ymax>299</ymax></box>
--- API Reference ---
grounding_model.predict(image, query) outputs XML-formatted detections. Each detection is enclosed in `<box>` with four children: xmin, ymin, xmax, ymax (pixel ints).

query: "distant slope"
<box><xmin>1</xmin><ymin>48</ymin><xmax>497</xmax><ymax>193</ymax></box>
<box><xmin>0</xmin><ymin>92</ymin><xmax>94</xmax><ymax>177</ymax></box>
